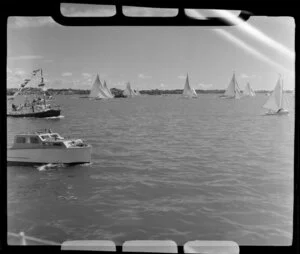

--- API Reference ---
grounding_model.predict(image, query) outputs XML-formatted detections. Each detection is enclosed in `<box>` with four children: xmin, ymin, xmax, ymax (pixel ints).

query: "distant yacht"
<box><xmin>263</xmin><ymin>76</ymin><xmax>289</xmax><ymax>115</ymax></box>
<box><xmin>220</xmin><ymin>73</ymin><xmax>242</xmax><ymax>99</ymax></box>
<box><xmin>243</xmin><ymin>82</ymin><xmax>256</xmax><ymax>97</ymax></box>
<box><xmin>89</xmin><ymin>74</ymin><xmax>110</xmax><ymax>99</ymax></box>
<box><xmin>182</xmin><ymin>74</ymin><xmax>197</xmax><ymax>98</ymax></box>
<box><xmin>123</xmin><ymin>82</ymin><xmax>138</xmax><ymax>97</ymax></box>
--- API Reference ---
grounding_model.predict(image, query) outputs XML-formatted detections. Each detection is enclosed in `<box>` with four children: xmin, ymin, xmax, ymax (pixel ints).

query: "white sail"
<box><xmin>100</xmin><ymin>80</ymin><xmax>113</xmax><ymax>98</ymax></box>
<box><xmin>123</xmin><ymin>82</ymin><xmax>136</xmax><ymax>97</ymax></box>
<box><xmin>243</xmin><ymin>82</ymin><xmax>256</xmax><ymax>96</ymax></box>
<box><xmin>183</xmin><ymin>74</ymin><xmax>197</xmax><ymax>98</ymax></box>
<box><xmin>103</xmin><ymin>81</ymin><xmax>114</xmax><ymax>98</ymax></box>
<box><xmin>263</xmin><ymin>77</ymin><xmax>284</xmax><ymax>112</ymax></box>
<box><xmin>223</xmin><ymin>73</ymin><xmax>242</xmax><ymax>99</ymax></box>
<box><xmin>135</xmin><ymin>89</ymin><xmax>141</xmax><ymax>95</ymax></box>
<box><xmin>89</xmin><ymin>74</ymin><xmax>108</xmax><ymax>99</ymax></box>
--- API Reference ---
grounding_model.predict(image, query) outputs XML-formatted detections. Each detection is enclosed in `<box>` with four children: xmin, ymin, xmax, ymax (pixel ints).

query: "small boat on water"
<box><xmin>182</xmin><ymin>74</ymin><xmax>198</xmax><ymax>98</ymax></box>
<box><xmin>220</xmin><ymin>73</ymin><xmax>242</xmax><ymax>99</ymax></box>
<box><xmin>7</xmin><ymin>129</ymin><xmax>92</xmax><ymax>165</ymax></box>
<box><xmin>7</xmin><ymin>69</ymin><xmax>61</xmax><ymax>118</ymax></box>
<box><xmin>263</xmin><ymin>76</ymin><xmax>289</xmax><ymax>115</ymax></box>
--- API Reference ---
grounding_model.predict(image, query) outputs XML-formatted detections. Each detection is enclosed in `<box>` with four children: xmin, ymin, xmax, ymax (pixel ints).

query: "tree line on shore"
<box><xmin>6</xmin><ymin>87</ymin><xmax>293</xmax><ymax>96</ymax></box>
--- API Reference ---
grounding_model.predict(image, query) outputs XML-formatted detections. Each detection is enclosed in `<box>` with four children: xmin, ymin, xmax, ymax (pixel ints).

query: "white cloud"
<box><xmin>7</xmin><ymin>17</ymin><xmax>59</xmax><ymax>29</ymax></box>
<box><xmin>197</xmin><ymin>83</ymin><xmax>213</xmax><ymax>89</ymax></box>
<box><xmin>240</xmin><ymin>73</ymin><xmax>256</xmax><ymax>79</ymax></box>
<box><xmin>43</xmin><ymin>59</ymin><xmax>54</xmax><ymax>63</ymax></box>
<box><xmin>138</xmin><ymin>73</ymin><xmax>152</xmax><ymax>79</ymax></box>
<box><xmin>7</xmin><ymin>67</ymin><xmax>12</xmax><ymax>73</ymax></box>
<box><xmin>178</xmin><ymin>75</ymin><xmax>186</xmax><ymax>79</ymax></box>
<box><xmin>82</xmin><ymin>73</ymin><xmax>92</xmax><ymax>79</ymax></box>
<box><xmin>14</xmin><ymin>69</ymin><xmax>27</xmax><ymax>77</ymax></box>
<box><xmin>62</xmin><ymin>72</ymin><xmax>72</xmax><ymax>77</ymax></box>
<box><xmin>160</xmin><ymin>83</ymin><xmax>165</xmax><ymax>87</ymax></box>
<box><xmin>7</xmin><ymin>55</ymin><xmax>44</xmax><ymax>61</ymax></box>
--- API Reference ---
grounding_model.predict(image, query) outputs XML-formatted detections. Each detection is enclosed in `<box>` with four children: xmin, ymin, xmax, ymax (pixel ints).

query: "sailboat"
<box><xmin>7</xmin><ymin>69</ymin><xmax>61</xmax><ymax>118</ymax></box>
<box><xmin>263</xmin><ymin>76</ymin><xmax>289</xmax><ymax>115</ymax></box>
<box><xmin>220</xmin><ymin>73</ymin><xmax>242</xmax><ymax>99</ymax></box>
<box><xmin>243</xmin><ymin>82</ymin><xmax>256</xmax><ymax>97</ymax></box>
<box><xmin>182</xmin><ymin>74</ymin><xmax>198</xmax><ymax>98</ymax></box>
<box><xmin>123</xmin><ymin>82</ymin><xmax>137</xmax><ymax>97</ymax></box>
<box><xmin>103</xmin><ymin>81</ymin><xmax>114</xmax><ymax>98</ymax></box>
<box><xmin>89</xmin><ymin>74</ymin><xmax>109</xmax><ymax>99</ymax></box>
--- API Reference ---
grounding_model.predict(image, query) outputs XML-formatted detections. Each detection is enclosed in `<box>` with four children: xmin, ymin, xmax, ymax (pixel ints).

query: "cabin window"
<box><xmin>15</xmin><ymin>136</ymin><xmax>26</xmax><ymax>143</ymax></box>
<box><xmin>30</xmin><ymin>136</ymin><xmax>40</xmax><ymax>144</ymax></box>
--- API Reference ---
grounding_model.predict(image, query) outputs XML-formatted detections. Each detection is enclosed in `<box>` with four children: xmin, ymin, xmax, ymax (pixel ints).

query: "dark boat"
<box><xmin>7</xmin><ymin>108</ymin><xmax>61</xmax><ymax>118</ymax></box>
<box><xmin>7</xmin><ymin>68</ymin><xmax>62</xmax><ymax>118</ymax></box>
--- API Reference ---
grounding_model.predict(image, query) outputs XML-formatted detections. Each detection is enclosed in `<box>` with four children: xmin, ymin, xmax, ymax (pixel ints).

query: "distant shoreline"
<box><xmin>6</xmin><ymin>88</ymin><xmax>294</xmax><ymax>96</ymax></box>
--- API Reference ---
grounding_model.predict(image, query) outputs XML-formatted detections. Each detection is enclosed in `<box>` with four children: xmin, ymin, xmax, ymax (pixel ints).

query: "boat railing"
<box><xmin>7</xmin><ymin>232</ymin><xmax>60</xmax><ymax>246</ymax></box>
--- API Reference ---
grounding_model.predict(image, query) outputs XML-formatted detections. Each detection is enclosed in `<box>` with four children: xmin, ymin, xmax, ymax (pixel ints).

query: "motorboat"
<box><xmin>7</xmin><ymin>104</ymin><xmax>61</xmax><ymax>118</ymax></box>
<box><xmin>7</xmin><ymin>129</ymin><xmax>92</xmax><ymax>165</ymax></box>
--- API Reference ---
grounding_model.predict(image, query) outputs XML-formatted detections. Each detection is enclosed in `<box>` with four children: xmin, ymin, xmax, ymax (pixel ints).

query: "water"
<box><xmin>7</xmin><ymin>94</ymin><xmax>294</xmax><ymax>245</ymax></box>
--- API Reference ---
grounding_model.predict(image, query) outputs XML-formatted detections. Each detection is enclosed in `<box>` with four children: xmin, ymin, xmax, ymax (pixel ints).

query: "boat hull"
<box><xmin>7</xmin><ymin>109</ymin><xmax>61</xmax><ymax>118</ymax></box>
<box><xmin>265</xmin><ymin>110</ymin><xmax>289</xmax><ymax>115</ymax></box>
<box><xmin>7</xmin><ymin>146</ymin><xmax>91</xmax><ymax>165</ymax></box>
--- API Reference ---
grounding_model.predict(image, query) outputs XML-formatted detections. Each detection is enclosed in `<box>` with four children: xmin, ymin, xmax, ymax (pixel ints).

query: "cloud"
<box><xmin>82</xmin><ymin>73</ymin><xmax>92</xmax><ymax>79</ymax></box>
<box><xmin>178</xmin><ymin>75</ymin><xmax>186</xmax><ymax>79</ymax></box>
<box><xmin>160</xmin><ymin>83</ymin><xmax>165</xmax><ymax>87</ymax></box>
<box><xmin>138</xmin><ymin>73</ymin><xmax>152</xmax><ymax>79</ymax></box>
<box><xmin>7</xmin><ymin>55</ymin><xmax>44</xmax><ymax>61</ymax></box>
<box><xmin>43</xmin><ymin>59</ymin><xmax>54</xmax><ymax>63</ymax></box>
<box><xmin>197</xmin><ymin>83</ymin><xmax>213</xmax><ymax>89</ymax></box>
<box><xmin>7</xmin><ymin>17</ymin><xmax>59</xmax><ymax>29</ymax></box>
<box><xmin>14</xmin><ymin>69</ymin><xmax>27</xmax><ymax>77</ymax></box>
<box><xmin>7</xmin><ymin>67</ymin><xmax>12</xmax><ymax>73</ymax></box>
<box><xmin>240</xmin><ymin>73</ymin><xmax>256</xmax><ymax>79</ymax></box>
<box><xmin>61</xmin><ymin>72</ymin><xmax>72</xmax><ymax>77</ymax></box>
<box><xmin>61</xmin><ymin>5</ymin><xmax>116</xmax><ymax>17</ymax></box>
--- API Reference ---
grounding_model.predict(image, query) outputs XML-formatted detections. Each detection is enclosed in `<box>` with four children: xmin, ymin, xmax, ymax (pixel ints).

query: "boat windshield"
<box><xmin>40</xmin><ymin>134</ymin><xmax>51</xmax><ymax>140</ymax></box>
<box><xmin>50</xmin><ymin>133</ymin><xmax>63</xmax><ymax>139</ymax></box>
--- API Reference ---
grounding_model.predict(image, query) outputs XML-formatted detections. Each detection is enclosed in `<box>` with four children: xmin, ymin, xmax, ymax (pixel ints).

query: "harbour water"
<box><xmin>7</xmin><ymin>94</ymin><xmax>294</xmax><ymax>246</ymax></box>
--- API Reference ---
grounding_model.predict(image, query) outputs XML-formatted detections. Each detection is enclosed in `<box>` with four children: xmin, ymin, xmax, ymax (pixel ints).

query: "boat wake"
<box><xmin>45</xmin><ymin>115</ymin><xmax>65</xmax><ymax>119</ymax></box>
<box><xmin>36</xmin><ymin>163</ymin><xmax>66</xmax><ymax>171</ymax></box>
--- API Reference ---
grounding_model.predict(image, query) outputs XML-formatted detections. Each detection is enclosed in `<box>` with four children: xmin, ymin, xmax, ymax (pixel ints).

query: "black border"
<box><xmin>2</xmin><ymin>0</ymin><xmax>299</xmax><ymax>253</ymax></box>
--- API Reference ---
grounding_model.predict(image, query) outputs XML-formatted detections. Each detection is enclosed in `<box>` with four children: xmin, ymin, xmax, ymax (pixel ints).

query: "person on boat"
<box><xmin>11</xmin><ymin>103</ymin><xmax>17</xmax><ymax>111</ymax></box>
<box><xmin>31</xmin><ymin>102</ymin><xmax>35</xmax><ymax>112</ymax></box>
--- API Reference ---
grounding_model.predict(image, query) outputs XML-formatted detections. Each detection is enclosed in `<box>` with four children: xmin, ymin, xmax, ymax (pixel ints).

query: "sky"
<box><xmin>6</xmin><ymin>4</ymin><xmax>295</xmax><ymax>91</ymax></box>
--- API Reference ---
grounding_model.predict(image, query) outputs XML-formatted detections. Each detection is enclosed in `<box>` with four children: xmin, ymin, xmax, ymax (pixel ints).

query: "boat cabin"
<box><xmin>11</xmin><ymin>131</ymin><xmax>66</xmax><ymax>149</ymax></box>
<box><xmin>10</xmin><ymin>129</ymin><xmax>87</xmax><ymax>149</ymax></box>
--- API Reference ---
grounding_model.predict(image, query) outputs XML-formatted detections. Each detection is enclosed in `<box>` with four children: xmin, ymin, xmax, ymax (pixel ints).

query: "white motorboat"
<box><xmin>7</xmin><ymin>129</ymin><xmax>92</xmax><ymax>165</ymax></box>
